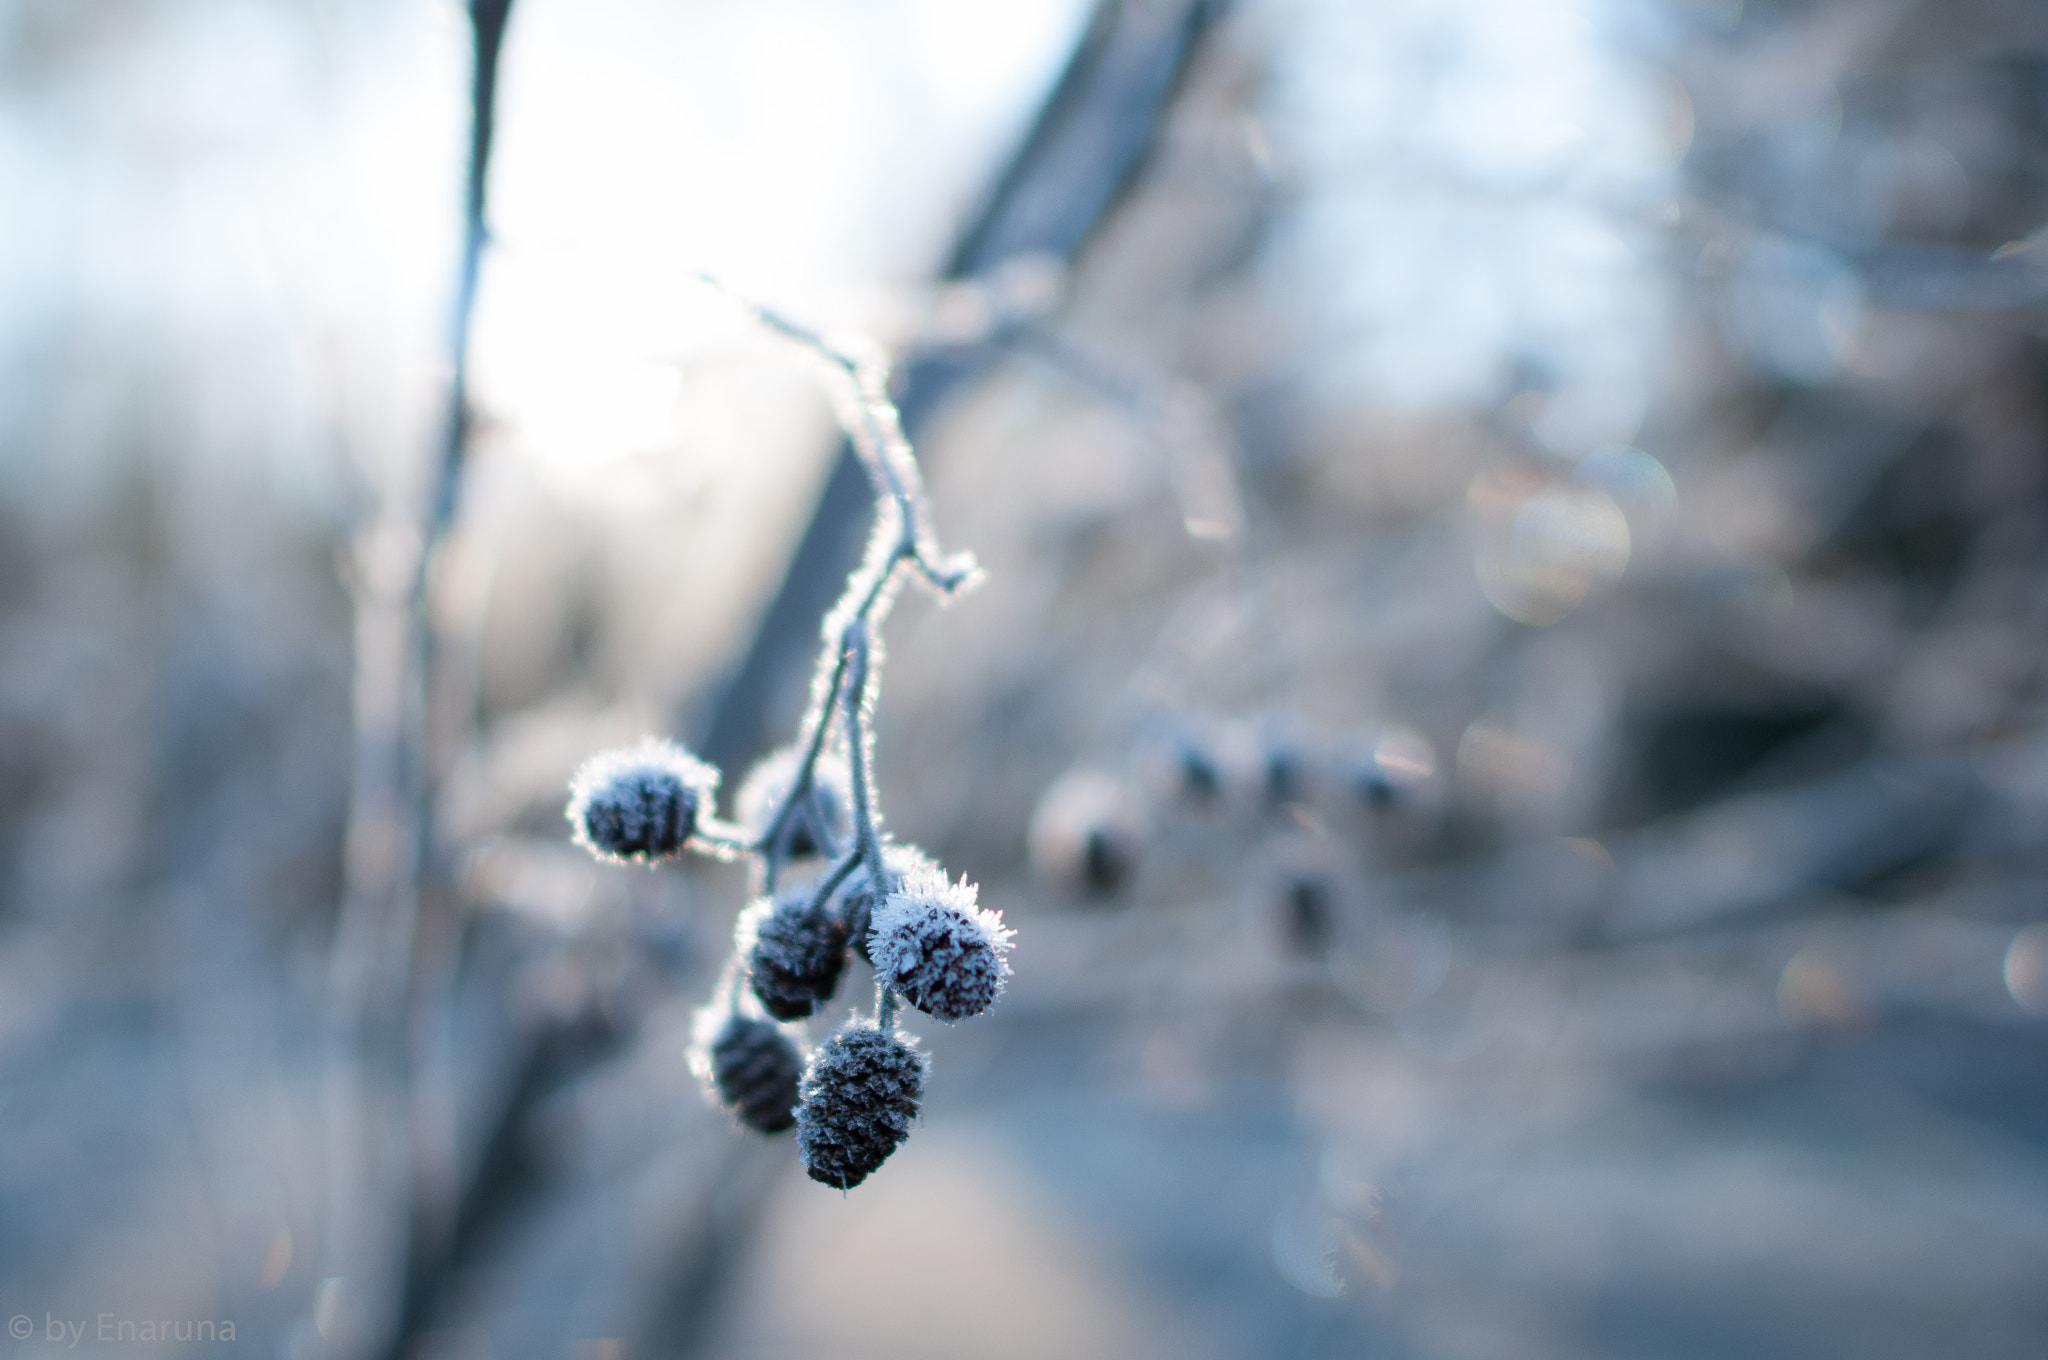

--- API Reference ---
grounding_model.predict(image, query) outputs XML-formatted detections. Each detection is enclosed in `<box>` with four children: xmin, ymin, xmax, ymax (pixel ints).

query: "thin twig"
<box><xmin>690</xmin><ymin>280</ymin><xmax>981</xmax><ymax>902</ymax></box>
<box><xmin>321</xmin><ymin>2</ymin><xmax>516</xmax><ymax>1353</ymax></box>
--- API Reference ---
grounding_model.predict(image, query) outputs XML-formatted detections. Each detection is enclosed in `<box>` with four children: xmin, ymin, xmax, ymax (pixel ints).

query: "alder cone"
<box><xmin>709</xmin><ymin>1015</ymin><xmax>802</xmax><ymax>1134</ymax></box>
<box><xmin>567</xmin><ymin>740</ymin><xmax>718</xmax><ymax>863</ymax></box>
<box><xmin>795</xmin><ymin>1021</ymin><xmax>927</xmax><ymax>1188</ymax></box>
<box><xmin>747</xmin><ymin>892</ymin><xmax>849</xmax><ymax>1020</ymax></box>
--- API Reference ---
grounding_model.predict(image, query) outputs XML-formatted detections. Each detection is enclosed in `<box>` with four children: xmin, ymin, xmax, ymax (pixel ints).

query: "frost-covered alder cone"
<box><xmin>1028</xmin><ymin>770</ymin><xmax>1144</xmax><ymax>897</ymax></box>
<box><xmin>1256</xmin><ymin>723</ymin><xmax>1311</xmax><ymax>810</ymax></box>
<box><xmin>796</xmin><ymin>1020</ymin><xmax>928</xmax><ymax>1189</ymax></box>
<box><xmin>831</xmin><ymin>843</ymin><xmax>938</xmax><ymax>963</ymax></box>
<box><xmin>744</xmin><ymin>888</ymin><xmax>849</xmax><ymax>1020</ymax></box>
<box><xmin>1341</xmin><ymin>726</ymin><xmax>1444</xmax><ymax>828</ymax></box>
<box><xmin>566</xmin><ymin>739</ymin><xmax>720</xmax><ymax>863</ymax></box>
<box><xmin>1265</xmin><ymin>834</ymin><xmax>1346</xmax><ymax>958</ymax></box>
<box><xmin>707</xmin><ymin>1015</ymin><xmax>803</xmax><ymax>1133</ymax></box>
<box><xmin>735</xmin><ymin>745</ymin><xmax>853</xmax><ymax>861</ymax></box>
<box><xmin>869</xmin><ymin>866</ymin><xmax>1014</xmax><ymax>1021</ymax></box>
<box><xmin>1135</xmin><ymin>715</ymin><xmax>1225</xmax><ymax>809</ymax></box>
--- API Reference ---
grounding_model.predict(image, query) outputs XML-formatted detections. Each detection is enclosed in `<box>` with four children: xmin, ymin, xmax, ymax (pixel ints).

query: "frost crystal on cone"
<box><xmin>706</xmin><ymin>1015</ymin><xmax>803</xmax><ymax>1133</ymax></box>
<box><xmin>566</xmin><ymin>739</ymin><xmax>720</xmax><ymax>863</ymax></box>
<box><xmin>745</xmin><ymin>889</ymin><xmax>850</xmax><ymax>1020</ymax></box>
<box><xmin>796</xmin><ymin>1020</ymin><xmax>927</xmax><ymax>1188</ymax></box>
<box><xmin>869</xmin><ymin>867</ymin><xmax>1013</xmax><ymax>1021</ymax></box>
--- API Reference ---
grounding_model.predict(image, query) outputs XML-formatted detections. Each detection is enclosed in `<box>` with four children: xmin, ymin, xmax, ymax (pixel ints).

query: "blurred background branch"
<box><xmin>693</xmin><ymin>0</ymin><xmax>1227</xmax><ymax>777</ymax></box>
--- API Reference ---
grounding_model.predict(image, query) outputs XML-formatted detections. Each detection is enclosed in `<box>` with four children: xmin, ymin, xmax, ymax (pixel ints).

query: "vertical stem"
<box><xmin>433</xmin><ymin>0</ymin><xmax>514</xmax><ymax>537</ymax></box>
<box><xmin>839</xmin><ymin>620</ymin><xmax>903</xmax><ymax>1037</ymax></box>
<box><xmin>839</xmin><ymin>621</ymin><xmax>888</xmax><ymax>893</ymax></box>
<box><xmin>756</xmin><ymin>638</ymin><xmax>855</xmax><ymax>878</ymax></box>
<box><xmin>322</xmin><ymin>3</ymin><xmax>516</xmax><ymax>1354</ymax></box>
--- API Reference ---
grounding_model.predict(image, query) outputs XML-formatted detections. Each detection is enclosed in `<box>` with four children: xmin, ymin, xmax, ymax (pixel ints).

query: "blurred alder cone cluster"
<box><xmin>965</xmin><ymin>0</ymin><xmax>2048</xmax><ymax>1040</ymax></box>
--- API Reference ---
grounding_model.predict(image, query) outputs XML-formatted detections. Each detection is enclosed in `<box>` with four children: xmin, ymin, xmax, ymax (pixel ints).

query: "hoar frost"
<box><xmin>868</xmin><ymin>866</ymin><xmax>1014</xmax><ymax>1022</ymax></box>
